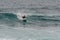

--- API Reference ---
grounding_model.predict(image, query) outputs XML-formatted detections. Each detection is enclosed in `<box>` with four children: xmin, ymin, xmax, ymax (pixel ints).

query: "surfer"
<box><xmin>22</xmin><ymin>15</ymin><xmax>27</xmax><ymax>27</ymax></box>
<box><xmin>22</xmin><ymin>15</ymin><xmax>27</xmax><ymax>22</ymax></box>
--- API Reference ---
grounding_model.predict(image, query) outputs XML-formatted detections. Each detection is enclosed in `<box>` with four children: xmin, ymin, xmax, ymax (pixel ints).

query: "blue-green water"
<box><xmin>0</xmin><ymin>0</ymin><xmax>60</xmax><ymax>40</ymax></box>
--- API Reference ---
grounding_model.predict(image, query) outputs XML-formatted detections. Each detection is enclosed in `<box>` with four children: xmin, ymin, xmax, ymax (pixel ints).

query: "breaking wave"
<box><xmin>0</xmin><ymin>13</ymin><xmax>60</xmax><ymax>27</ymax></box>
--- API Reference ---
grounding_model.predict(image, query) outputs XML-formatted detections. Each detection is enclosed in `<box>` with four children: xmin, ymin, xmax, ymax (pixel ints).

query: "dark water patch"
<box><xmin>0</xmin><ymin>13</ymin><xmax>18</xmax><ymax>21</ymax></box>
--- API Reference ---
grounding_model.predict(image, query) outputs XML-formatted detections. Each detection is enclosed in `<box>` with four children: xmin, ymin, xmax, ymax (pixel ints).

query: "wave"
<box><xmin>28</xmin><ymin>15</ymin><xmax>60</xmax><ymax>21</ymax></box>
<box><xmin>0</xmin><ymin>13</ymin><xmax>20</xmax><ymax>24</ymax></box>
<box><xmin>0</xmin><ymin>13</ymin><xmax>60</xmax><ymax>27</ymax></box>
<box><xmin>0</xmin><ymin>13</ymin><xmax>60</xmax><ymax>22</ymax></box>
<box><xmin>21</xmin><ymin>6</ymin><xmax>60</xmax><ymax>10</ymax></box>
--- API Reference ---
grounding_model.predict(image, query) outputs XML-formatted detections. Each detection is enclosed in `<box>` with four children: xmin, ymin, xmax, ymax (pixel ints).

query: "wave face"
<box><xmin>0</xmin><ymin>13</ymin><xmax>60</xmax><ymax>27</ymax></box>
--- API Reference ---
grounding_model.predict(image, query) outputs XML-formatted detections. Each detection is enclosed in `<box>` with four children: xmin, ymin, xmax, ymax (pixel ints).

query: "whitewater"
<box><xmin>0</xmin><ymin>0</ymin><xmax>60</xmax><ymax>40</ymax></box>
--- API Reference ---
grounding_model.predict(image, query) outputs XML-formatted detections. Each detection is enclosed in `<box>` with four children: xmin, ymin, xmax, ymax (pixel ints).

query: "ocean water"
<box><xmin>0</xmin><ymin>0</ymin><xmax>60</xmax><ymax>40</ymax></box>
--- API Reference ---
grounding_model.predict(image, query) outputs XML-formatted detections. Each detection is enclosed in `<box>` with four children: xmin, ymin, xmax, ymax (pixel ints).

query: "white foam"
<box><xmin>16</xmin><ymin>12</ymin><xmax>32</xmax><ymax>20</ymax></box>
